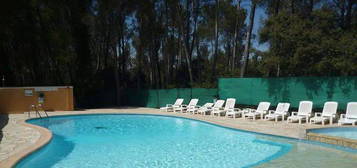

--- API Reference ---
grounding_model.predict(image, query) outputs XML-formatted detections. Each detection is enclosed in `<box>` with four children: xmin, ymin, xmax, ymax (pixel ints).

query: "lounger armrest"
<box><xmin>172</xmin><ymin>105</ymin><xmax>181</xmax><ymax>108</ymax></box>
<box><xmin>234</xmin><ymin>108</ymin><xmax>242</xmax><ymax>111</ymax></box>
<box><xmin>268</xmin><ymin>110</ymin><xmax>275</xmax><ymax>114</ymax></box>
<box><xmin>340</xmin><ymin>114</ymin><xmax>346</xmax><ymax>119</ymax></box>
<box><xmin>213</xmin><ymin>107</ymin><xmax>223</xmax><ymax>111</ymax></box>
<box><xmin>314</xmin><ymin>112</ymin><xmax>322</xmax><ymax>117</ymax></box>
<box><xmin>226</xmin><ymin>108</ymin><xmax>234</xmax><ymax>112</ymax></box>
<box><xmin>187</xmin><ymin>105</ymin><xmax>196</xmax><ymax>109</ymax></box>
<box><xmin>166</xmin><ymin>104</ymin><xmax>173</xmax><ymax>107</ymax></box>
<box><xmin>291</xmin><ymin>112</ymin><xmax>298</xmax><ymax>116</ymax></box>
<box><xmin>243</xmin><ymin>108</ymin><xmax>252</xmax><ymax>113</ymax></box>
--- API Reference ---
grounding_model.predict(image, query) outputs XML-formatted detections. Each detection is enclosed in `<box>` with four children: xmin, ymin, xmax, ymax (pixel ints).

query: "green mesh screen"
<box><xmin>218</xmin><ymin>77</ymin><xmax>357</xmax><ymax>110</ymax></box>
<box><xmin>123</xmin><ymin>88</ymin><xmax>217</xmax><ymax>108</ymax></box>
<box><xmin>192</xmin><ymin>88</ymin><xmax>218</xmax><ymax>106</ymax></box>
<box><xmin>157</xmin><ymin>89</ymin><xmax>179</xmax><ymax>108</ymax></box>
<box><xmin>177</xmin><ymin>88</ymin><xmax>192</xmax><ymax>105</ymax></box>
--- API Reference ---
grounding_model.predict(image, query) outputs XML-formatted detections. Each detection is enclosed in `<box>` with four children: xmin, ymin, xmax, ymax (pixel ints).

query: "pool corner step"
<box><xmin>306</xmin><ymin>132</ymin><xmax>357</xmax><ymax>149</ymax></box>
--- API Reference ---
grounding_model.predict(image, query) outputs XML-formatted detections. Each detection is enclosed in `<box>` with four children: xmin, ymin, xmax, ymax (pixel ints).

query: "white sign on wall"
<box><xmin>34</xmin><ymin>87</ymin><xmax>58</xmax><ymax>92</ymax></box>
<box><xmin>24</xmin><ymin>89</ymin><xmax>33</xmax><ymax>96</ymax></box>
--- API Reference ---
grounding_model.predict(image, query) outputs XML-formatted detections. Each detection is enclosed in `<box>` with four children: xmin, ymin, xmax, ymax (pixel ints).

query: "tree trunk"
<box><xmin>177</xmin><ymin>2</ymin><xmax>194</xmax><ymax>87</ymax></box>
<box><xmin>240</xmin><ymin>1</ymin><xmax>256</xmax><ymax>77</ymax></box>
<box><xmin>309</xmin><ymin>0</ymin><xmax>314</xmax><ymax>14</ymax></box>
<box><xmin>345</xmin><ymin>0</ymin><xmax>353</xmax><ymax>29</ymax></box>
<box><xmin>291</xmin><ymin>0</ymin><xmax>295</xmax><ymax>14</ymax></box>
<box><xmin>275</xmin><ymin>0</ymin><xmax>280</xmax><ymax>15</ymax></box>
<box><xmin>232</xmin><ymin>0</ymin><xmax>241</xmax><ymax>71</ymax></box>
<box><xmin>114</xmin><ymin>45</ymin><xmax>121</xmax><ymax>106</ymax></box>
<box><xmin>211</xmin><ymin>0</ymin><xmax>219</xmax><ymax>81</ymax></box>
<box><xmin>180</xmin><ymin>25</ymin><xmax>193</xmax><ymax>87</ymax></box>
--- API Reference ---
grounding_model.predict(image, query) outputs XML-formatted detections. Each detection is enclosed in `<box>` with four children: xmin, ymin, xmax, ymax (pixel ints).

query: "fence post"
<box><xmin>190</xmin><ymin>87</ymin><xmax>193</xmax><ymax>100</ymax></box>
<box><xmin>156</xmin><ymin>89</ymin><xmax>160</xmax><ymax>108</ymax></box>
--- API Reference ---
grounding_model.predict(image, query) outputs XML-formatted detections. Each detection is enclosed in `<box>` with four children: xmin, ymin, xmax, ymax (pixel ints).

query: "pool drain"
<box><xmin>95</xmin><ymin>126</ymin><xmax>107</xmax><ymax>129</ymax></box>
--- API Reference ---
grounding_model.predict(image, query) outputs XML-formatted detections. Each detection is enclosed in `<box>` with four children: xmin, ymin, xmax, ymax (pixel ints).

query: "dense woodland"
<box><xmin>1</xmin><ymin>0</ymin><xmax>356</xmax><ymax>106</ymax></box>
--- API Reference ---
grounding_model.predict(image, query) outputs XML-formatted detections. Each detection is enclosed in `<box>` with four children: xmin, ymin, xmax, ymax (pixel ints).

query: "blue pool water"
<box><xmin>309</xmin><ymin>127</ymin><xmax>357</xmax><ymax>140</ymax></box>
<box><xmin>16</xmin><ymin>114</ymin><xmax>292</xmax><ymax>168</ymax></box>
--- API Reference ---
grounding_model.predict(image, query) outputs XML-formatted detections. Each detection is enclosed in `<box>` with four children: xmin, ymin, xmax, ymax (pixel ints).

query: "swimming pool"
<box><xmin>16</xmin><ymin>114</ymin><xmax>357</xmax><ymax>168</ymax></box>
<box><xmin>309</xmin><ymin>127</ymin><xmax>357</xmax><ymax>140</ymax></box>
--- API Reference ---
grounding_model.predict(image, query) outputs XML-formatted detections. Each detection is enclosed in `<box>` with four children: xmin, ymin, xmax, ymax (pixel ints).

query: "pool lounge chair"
<box><xmin>225</xmin><ymin>103</ymin><xmax>243</xmax><ymax>118</ymax></box>
<box><xmin>338</xmin><ymin>102</ymin><xmax>357</xmax><ymax>126</ymax></box>
<box><xmin>244</xmin><ymin>102</ymin><xmax>271</xmax><ymax>120</ymax></box>
<box><xmin>287</xmin><ymin>101</ymin><xmax>313</xmax><ymax>124</ymax></box>
<box><xmin>310</xmin><ymin>101</ymin><xmax>338</xmax><ymax>125</ymax></box>
<box><xmin>200</xmin><ymin>100</ymin><xmax>225</xmax><ymax>115</ymax></box>
<box><xmin>264</xmin><ymin>103</ymin><xmax>290</xmax><ymax>122</ymax></box>
<box><xmin>160</xmin><ymin>98</ymin><xmax>184</xmax><ymax>112</ymax></box>
<box><xmin>212</xmin><ymin>98</ymin><xmax>236</xmax><ymax>117</ymax></box>
<box><xmin>174</xmin><ymin>99</ymin><xmax>199</xmax><ymax>113</ymax></box>
<box><xmin>188</xmin><ymin>103</ymin><xmax>214</xmax><ymax>114</ymax></box>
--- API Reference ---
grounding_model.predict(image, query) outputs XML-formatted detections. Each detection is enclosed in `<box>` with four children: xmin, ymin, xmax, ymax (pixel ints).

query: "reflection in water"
<box><xmin>16</xmin><ymin>135</ymin><xmax>75</xmax><ymax>168</ymax></box>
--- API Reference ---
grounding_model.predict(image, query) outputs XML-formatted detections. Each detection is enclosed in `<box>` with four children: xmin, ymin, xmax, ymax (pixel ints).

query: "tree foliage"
<box><xmin>0</xmin><ymin>0</ymin><xmax>356</xmax><ymax>106</ymax></box>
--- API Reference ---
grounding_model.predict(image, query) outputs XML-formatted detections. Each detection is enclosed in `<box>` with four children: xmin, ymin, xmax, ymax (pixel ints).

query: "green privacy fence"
<box><xmin>218</xmin><ymin>77</ymin><xmax>357</xmax><ymax>110</ymax></box>
<box><xmin>123</xmin><ymin>88</ymin><xmax>218</xmax><ymax>108</ymax></box>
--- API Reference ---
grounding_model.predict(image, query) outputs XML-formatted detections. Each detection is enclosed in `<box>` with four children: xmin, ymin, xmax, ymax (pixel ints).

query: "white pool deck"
<box><xmin>1</xmin><ymin>107</ymin><xmax>357</xmax><ymax>168</ymax></box>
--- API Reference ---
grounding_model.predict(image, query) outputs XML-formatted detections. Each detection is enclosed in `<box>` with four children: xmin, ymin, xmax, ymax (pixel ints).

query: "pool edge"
<box><xmin>0</xmin><ymin>120</ymin><xmax>53</xmax><ymax>168</ymax></box>
<box><xmin>2</xmin><ymin>112</ymin><xmax>357</xmax><ymax>168</ymax></box>
<box><xmin>306</xmin><ymin>129</ymin><xmax>357</xmax><ymax>149</ymax></box>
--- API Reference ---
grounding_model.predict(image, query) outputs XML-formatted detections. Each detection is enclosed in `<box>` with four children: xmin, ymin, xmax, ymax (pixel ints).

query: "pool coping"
<box><xmin>306</xmin><ymin>127</ymin><xmax>357</xmax><ymax>149</ymax></box>
<box><xmin>1</xmin><ymin>110</ymin><xmax>357</xmax><ymax>168</ymax></box>
<box><xmin>0</xmin><ymin>120</ymin><xmax>53</xmax><ymax>168</ymax></box>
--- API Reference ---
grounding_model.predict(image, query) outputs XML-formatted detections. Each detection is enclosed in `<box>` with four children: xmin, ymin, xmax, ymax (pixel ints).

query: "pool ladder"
<box><xmin>26</xmin><ymin>104</ymin><xmax>49</xmax><ymax>118</ymax></box>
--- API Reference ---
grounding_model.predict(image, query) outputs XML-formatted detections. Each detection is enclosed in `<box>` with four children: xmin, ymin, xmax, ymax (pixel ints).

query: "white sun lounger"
<box><xmin>212</xmin><ymin>98</ymin><xmax>236</xmax><ymax>116</ymax></box>
<box><xmin>310</xmin><ymin>102</ymin><xmax>338</xmax><ymax>125</ymax></box>
<box><xmin>160</xmin><ymin>98</ymin><xmax>184</xmax><ymax>112</ymax></box>
<box><xmin>225</xmin><ymin>102</ymin><xmax>243</xmax><ymax>118</ymax></box>
<box><xmin>188</xmin><ymin>103</ymin><xmax>214</xmax><ymax>114</ymax></box>
<box><xmin>338</xmin><ymin>102</ymin><xmax>357</xmax><ymax>126</ymax></box>
<box><xmin>174</xmin><ymin>99</ymin><xmax>199</xmax><ymax>113</ymax></box>
<box><xmin>200</xmin><ymin>100</ymin><xmax>225</xmax><ymax>115</ymax></box>
<box><xmin>244</xmin><ymin>102</ymin><xmax>271</xmax><ymax>120</ymax></box>
<box><xmin>287</xmin><ymin>101</ymin><xmax>313</xmax><ymax>124</ymax></box>
<box><xmin>264</xmin><ymin>103</ymin><xmax>290</xmax><ymax>122</ymax></box>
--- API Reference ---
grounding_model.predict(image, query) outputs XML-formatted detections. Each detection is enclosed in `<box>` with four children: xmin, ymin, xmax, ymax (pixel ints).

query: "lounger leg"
<box><xmin>275</xmin><ymin>117</ymin><xmax>278</xmax><ymax>122</ymax></box>
<box><xmin>299</xmin><ymin>119</ymin><xmax>302</xmax><ymax>124</ymax></box>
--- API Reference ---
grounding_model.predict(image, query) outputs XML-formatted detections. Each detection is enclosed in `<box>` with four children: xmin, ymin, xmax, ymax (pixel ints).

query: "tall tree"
<box><xmin>211</xmin><ymin>0</ymin><xmax>220</xmax><ymax>81</ymax></box>
<box><xmin>240</xmin><ymin>0</ymin><xmax>257</xmax><ymax>77</ymax></box>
